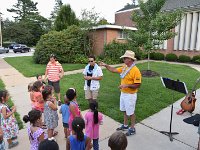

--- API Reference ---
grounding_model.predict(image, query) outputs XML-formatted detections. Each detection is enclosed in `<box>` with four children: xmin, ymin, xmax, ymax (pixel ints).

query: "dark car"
<box><xmin>13</xmin><ymin>44</ymin><xmax>31</xmax><ymax>53</ymax></box>
<box><xmin>8</xmin><ymin>43</ymin><xmax>18</xmax><ymax>49</ymax></box>
<box><xmin>0</xmin><ymin>47</ymin><xmax>9</xmax><ymax>54</ymax></box>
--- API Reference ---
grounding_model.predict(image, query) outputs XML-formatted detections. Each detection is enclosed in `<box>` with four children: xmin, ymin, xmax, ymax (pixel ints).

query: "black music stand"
<box><xmin>160</xmin><ymin>77</ymin><xmax>188</xmax><ymax>141</ymax></box>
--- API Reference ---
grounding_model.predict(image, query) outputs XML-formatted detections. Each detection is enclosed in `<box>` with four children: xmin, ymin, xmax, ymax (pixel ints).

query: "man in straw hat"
<box><xmin>99</xmin><ymin>50</ymin><xmax>141</xmax><ymax>136</ymax></box>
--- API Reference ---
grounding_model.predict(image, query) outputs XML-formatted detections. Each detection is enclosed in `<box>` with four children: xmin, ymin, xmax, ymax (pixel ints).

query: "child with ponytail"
<box><xmin>23</xmin><ymin>109</ymin><xmax>47</xmax><ymax>150</ymax></box>
<box><xmin>0</xmin><ymin>90</ymin><xmax>19</xmax><ymax>149</ymax></box>
<box><xmin>66</xmin><ymin>117</ymin><xmax>92</xmax><ymax>150</ymax></box>
<box><xmin>84</xmin><ymin>100</ymin><xmax>103</xmax><ymax>150</ymax></box>
<box><xmin>42</xmin><ymin>85</ymin><xmax>58</xmax><ymax>138</ymax></box>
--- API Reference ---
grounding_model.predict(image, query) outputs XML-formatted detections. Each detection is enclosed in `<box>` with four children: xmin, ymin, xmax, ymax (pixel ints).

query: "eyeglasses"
<box><xmin>88</xmin><ymin>61</ymin><xmax>94</xmax><ymax>62</ymax></box>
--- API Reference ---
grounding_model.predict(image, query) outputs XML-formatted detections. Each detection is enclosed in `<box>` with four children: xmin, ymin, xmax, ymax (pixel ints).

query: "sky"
<box><xmin>0</xmin><ymin>0</ymin><xmax>133</xmax><ymax>23</ymax></box>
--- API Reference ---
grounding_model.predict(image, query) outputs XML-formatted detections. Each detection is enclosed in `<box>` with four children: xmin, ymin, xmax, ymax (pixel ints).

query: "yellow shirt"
<box><xmin>117</xmin><ymin>65</ymin><xmax>142</xmax><ymax>94</ymax></box>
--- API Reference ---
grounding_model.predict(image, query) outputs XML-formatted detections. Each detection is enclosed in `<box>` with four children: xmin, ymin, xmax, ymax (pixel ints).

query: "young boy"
<box><xmin>59</xmin><ymin>95</ymin><xmax>70</xmax><ymax>138</ymax></box>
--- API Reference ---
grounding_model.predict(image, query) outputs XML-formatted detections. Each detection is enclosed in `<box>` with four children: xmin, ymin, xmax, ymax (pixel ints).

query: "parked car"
<box><xmin>8</xmin><ymin>43</ymin><xmax>18</xmax><ymax>49</ymax></box>
<box><xmin>13</xmin><ymin>44</ymin><xmax>31</xmax><ymax>53</ymax></box>
<box><xmin>0</xmin><ymin>47</ymin><xmax>9</xmax><ymax>54</ymax></box>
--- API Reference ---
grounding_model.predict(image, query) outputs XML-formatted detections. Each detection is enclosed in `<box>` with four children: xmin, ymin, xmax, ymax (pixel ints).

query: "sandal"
<box><xmin>176</xmin><ymin>109</ymin><xmax>185</xmax><ymax>115</ymax></box>
<box><xmin>53</xmin><ymin>131</ymin><xmax>58</xmax><ymax>137</ymax></box>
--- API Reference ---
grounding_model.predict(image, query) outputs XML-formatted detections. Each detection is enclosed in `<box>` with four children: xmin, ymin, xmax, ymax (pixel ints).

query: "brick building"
<box><xmin>114</xmin><ymin>0</ymin><xmax>200</xmax><ymax>57</ymax></box>
<box><xmin>90</xmin><ymin>25</ymin><xmax>136</xmax><ymax>56</ymax></box>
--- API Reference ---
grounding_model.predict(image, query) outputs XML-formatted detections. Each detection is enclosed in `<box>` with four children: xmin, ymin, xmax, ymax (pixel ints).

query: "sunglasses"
<box><xmin>88</xmin><ymin>60</ymin><xmax>94</xmax><ymax>62</ymax></box>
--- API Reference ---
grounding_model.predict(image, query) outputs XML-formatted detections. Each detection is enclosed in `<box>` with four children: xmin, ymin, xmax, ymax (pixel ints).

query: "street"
<box><xmin>0</xmin><ymin>48</ymin><xmax>34</xmax><ymax>58</ymax></box>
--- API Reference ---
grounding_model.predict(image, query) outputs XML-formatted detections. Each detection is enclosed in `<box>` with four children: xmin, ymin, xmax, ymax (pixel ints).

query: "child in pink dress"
<box><xmin>23</xmin><ymin>109</ymin><xmax>47</xmax><ymax>150</ymax></box>
<box><xmin>67</xmin><ymin>88</ymin><xmax>82</xmax><ymax>131</ymax></box>
<box><xmin>84</xmin><ymin>100</ymin><xmax>103</xmax><ymax>150</ymax></box>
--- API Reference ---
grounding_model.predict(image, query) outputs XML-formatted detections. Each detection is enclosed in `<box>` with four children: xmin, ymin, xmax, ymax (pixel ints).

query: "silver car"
<box><xmin>0</xmin><ymin>47</ymin><xmax>9</xmax><ymax>54</ymax></box>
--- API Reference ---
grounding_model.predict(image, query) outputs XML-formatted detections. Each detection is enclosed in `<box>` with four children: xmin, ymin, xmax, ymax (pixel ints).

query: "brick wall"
<box><xmin>115</xmin><ymin>11</ymin><xmax>136</xmax><ymax>27</ymax></box>
<box><xmin>89</xmin><ymin>28</ymin><xmax>127</xmax><ymax>56</ymax></box>
<box><xmin>160</xmin><ymin>38</ymin><xmax>200</xmax><ymax>58</ymax></box>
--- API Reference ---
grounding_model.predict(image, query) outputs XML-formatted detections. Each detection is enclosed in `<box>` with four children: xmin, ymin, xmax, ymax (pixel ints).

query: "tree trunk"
<box><xmin>148</xmin><ymin>51</ymin><xmax>150</xmax><ymax>70</ymax></box>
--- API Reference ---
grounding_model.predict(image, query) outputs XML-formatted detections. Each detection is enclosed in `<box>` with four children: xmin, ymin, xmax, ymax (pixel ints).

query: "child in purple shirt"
<box><xmin>84</xmin><ymin>100</ymin><xmax>103</xmax><ymax>150</ymax></box>
<box><xmin>23</xmin><ymin>110</ymin><xmax>47</xmax><ymax>150</ymax></box>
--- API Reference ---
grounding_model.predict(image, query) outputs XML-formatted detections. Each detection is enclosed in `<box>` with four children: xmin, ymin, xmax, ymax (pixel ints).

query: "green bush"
<box><xmin>33</xmin><ymin>25</ymin><xmax>89</xmax><ymax>64</ymax></box>
<box><xmin>192</xmin><ymin>55</ymin><xmax>200</xmax><ymax>64</ymax></box>
<box><xmin>102</xmin><ymin>41</ymin><xmax>146</xmax><ymax>64</ymax></box>
<box><xmin>165</xmin><ymin>53</ymin><xmax>178</xmax><ymax>61</ymax></box>
<box><xmin>178</xmin><ymin>55</ymin><xmax>191</xmax><ymax>63</ymax></box>
<box><xmin>150</xmin><ymin>52</ymin><xmax>165</xmax><ymax>60</ymax></box>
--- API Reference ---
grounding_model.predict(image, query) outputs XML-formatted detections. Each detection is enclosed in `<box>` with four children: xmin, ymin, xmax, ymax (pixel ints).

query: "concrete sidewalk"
<box><xmin>0</xmin><ymin>58</ymin><xmax>199</xmax><ymax>150</ymax></box>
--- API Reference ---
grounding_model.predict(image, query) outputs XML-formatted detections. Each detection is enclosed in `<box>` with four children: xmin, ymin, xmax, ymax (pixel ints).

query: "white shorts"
<box><xmin>120</xmin><ymin>92</ymin><xmax>137</xmax><ymax>116</ymax></box>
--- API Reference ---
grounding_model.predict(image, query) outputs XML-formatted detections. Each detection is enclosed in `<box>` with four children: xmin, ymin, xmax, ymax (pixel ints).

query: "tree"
<box><xmin>98</xmin><ymin>18</ymin><xmax>109</xmax><ymax>25</ymax></box>
<box><xmin>50</xmin><ymin>0</ymin><xmax>63</xmax><ymax>21</ymax></box>
<box><xmin>128</xmin><ymin>0</ymin><xmax>182</xmax><ymax>70</ymax></box>
<box><xmin>5</xmin><ymin>0</ymin><xmax>51</xmax><ymax>45</ymax></box>
<box><xmin>54</xmin><ymin>4</ymin><xmax>78</xmax><ymax>31</ymax></box>
<box><xmin>78</xmin><ymin>8</ymin><xmax>102</xmax><ymax>54</ymax></box>
<box><xmin>7</xmin><ymin>0</ymin><xmax>39</xmax><ymax>21</ymax></box>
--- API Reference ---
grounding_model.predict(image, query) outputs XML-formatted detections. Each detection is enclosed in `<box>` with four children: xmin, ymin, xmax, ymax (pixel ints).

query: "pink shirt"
<box><xmin>84</xmin><ymin>111</ymin><xmax>103</xmax><ymax>139</ymax></box>
<box><xmin>46</xmin><ymin>61</ymin><xmax>63</xmax><ymax>82</ymax></box>
<box><xmin>69</xmin><ymin>101</ymin><xmax>81</xmax><ymax>131</ymax></box>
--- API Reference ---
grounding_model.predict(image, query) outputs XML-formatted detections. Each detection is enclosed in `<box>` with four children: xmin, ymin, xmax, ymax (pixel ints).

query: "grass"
<box><xmin>4</xmin><ymin>56</ymin><xmax>86</xmax><ymax>77</ymax></box>
<box><xmin>3</xmin><ymin>58</ymin><xmax>200</xmax><ymax>125</ymax></box>
<box><xmin>0</xmin><ymin>79</ymin><xmax>23</xmax><ymax>129</ymax></box>
<box><xmin>59</xmin><ymin>61</ymin><xmax>200</xmax><ymax>124</ymax></box>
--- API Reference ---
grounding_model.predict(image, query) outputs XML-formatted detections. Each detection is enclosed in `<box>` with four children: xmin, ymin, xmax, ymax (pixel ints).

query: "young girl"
<box><xmin>28</xmin><ymin>82</ymin><xmax>34</xmax><ymax>108</ymax></box>
<box><xmin>59</xmin><ymin>95</ymin><xmax>70</xmax><ymax>139</ymax></box>
<box><xmin>0</xmin><ymin>90</ymin><xmax>19</xmax><ymax>149</ymax></box>
<box><xmin>0</xmin><ymin>127</ymin><xmax>6</xmax><ymax>150</ymax></box>
<box><xmin>42</xmin><ymin>85</ymin><xmax>59</xmax><ymax>138</ymax></box>
<box><xmin>23</xmin><ymin>109</ymin><xmax>47</xmax><ymax>150</ymax></box>
<box><xmin>66</xmin><ymin>117</ymin><xmax>92</xmax><ymax>150</ymax></box>
<box><xmin>84</xmin><ymin>100</ymin><xmax>103</xmax><ymax>150</ymax></box>
<box><xmin>32</xmin><ymin>81</ymin><xmax>44</xmax><ymax>112</ymax></box>
<box><xmin>67</xmin><ymin>88</ymin><xmax>82</xmax><ymax>131</ymax></box>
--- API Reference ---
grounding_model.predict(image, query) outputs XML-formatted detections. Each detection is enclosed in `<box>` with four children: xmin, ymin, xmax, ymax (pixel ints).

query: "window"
<box><xmin>118</xmin><ymin>30</ymin><xmax>128</xmax><ymax>39</ymax></box>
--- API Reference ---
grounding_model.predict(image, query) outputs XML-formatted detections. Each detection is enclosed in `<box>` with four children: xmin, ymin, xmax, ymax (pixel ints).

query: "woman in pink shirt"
<box><xmin>84</xmin><ymin>100</ymin><xmax>103</xmax><ymax>150</ymax></box>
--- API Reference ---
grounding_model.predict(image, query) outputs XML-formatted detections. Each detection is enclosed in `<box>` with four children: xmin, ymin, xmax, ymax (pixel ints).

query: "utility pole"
<box><xmin>0</xmin><ymin>12</ymin><xmax>2</xmax><ymax>47</ymax></box>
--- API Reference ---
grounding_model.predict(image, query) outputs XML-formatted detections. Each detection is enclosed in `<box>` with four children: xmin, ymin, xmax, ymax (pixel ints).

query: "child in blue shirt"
<box><xmin>59</xmin><ymin>95</ymin><xmax>70</xmax><ymax>138</ymax></box>
<box><xmin>66</xmin><ymin>117</ymin><xmax>92</xmax><ymax>150</ymax></box>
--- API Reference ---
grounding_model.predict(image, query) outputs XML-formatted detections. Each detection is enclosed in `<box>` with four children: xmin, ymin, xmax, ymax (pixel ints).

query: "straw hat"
<box><xmin>120</xmin><ymin>50</ymin><xmax>137</xmax><ymax>60</ymax></box>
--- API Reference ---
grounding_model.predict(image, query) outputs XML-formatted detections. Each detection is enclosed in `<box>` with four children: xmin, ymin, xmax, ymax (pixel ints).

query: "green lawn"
<box><xmin>59</xmin><ymin>61</ymin><xmax>200</xmax><ymax>123</ymax></box>
<box><xmin>4</xmin><ymin>56</ymin><xmax>86</xmax><ymax>77</ymax></box>
<box><xmin>0</xmin><ymin>79</ymin><xmax>23</xmax><ymax>129</ymax></box>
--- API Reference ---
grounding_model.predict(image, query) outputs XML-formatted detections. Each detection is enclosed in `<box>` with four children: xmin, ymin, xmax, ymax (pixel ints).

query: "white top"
<box><xmin>83</xmin><ymin>64</ymin><xmax>103</xmax><ymax>91</ymax></box>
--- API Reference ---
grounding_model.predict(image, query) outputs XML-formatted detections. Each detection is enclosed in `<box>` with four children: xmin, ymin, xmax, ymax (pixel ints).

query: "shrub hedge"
<box><xmin>102</xmin><ymin>41</ymin><xmax>146</xmax><ymax>64</ymax></box>
<box><xmin>150</xmin><ymin>52</ymin><xmax>165</xmax><ymax>60</ymax></box>
<box><xmin>33</xmin><ymin>25</ymin><xmax>89</xmax><ymax>64</ymax></box>
<box><xmin>192</xmin><ymin>55</ymin><xmax>200</xmax><ymax>64</ymax></box>
<box><xmin>178</xmin><ymin>55</ymin><xmax>191</xmax><ymax>63</ymax></box>
<box><xmin>165</xmin><ymin>53</ymin><xmax>178</xmax><ymax>61</ymax></box>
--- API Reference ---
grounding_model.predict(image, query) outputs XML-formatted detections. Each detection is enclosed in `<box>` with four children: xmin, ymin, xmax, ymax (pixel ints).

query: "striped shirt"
<box><xmin>46</xmin><ymin>61</ymin><xmax>63</xmax><ymax>82</ymax></box>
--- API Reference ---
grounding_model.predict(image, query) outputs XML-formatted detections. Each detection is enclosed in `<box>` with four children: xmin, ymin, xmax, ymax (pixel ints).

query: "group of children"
<box><xmin>0</xmin><ymin>74</ymin><xmax>128</xmax><ymax>150</ymax></box>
